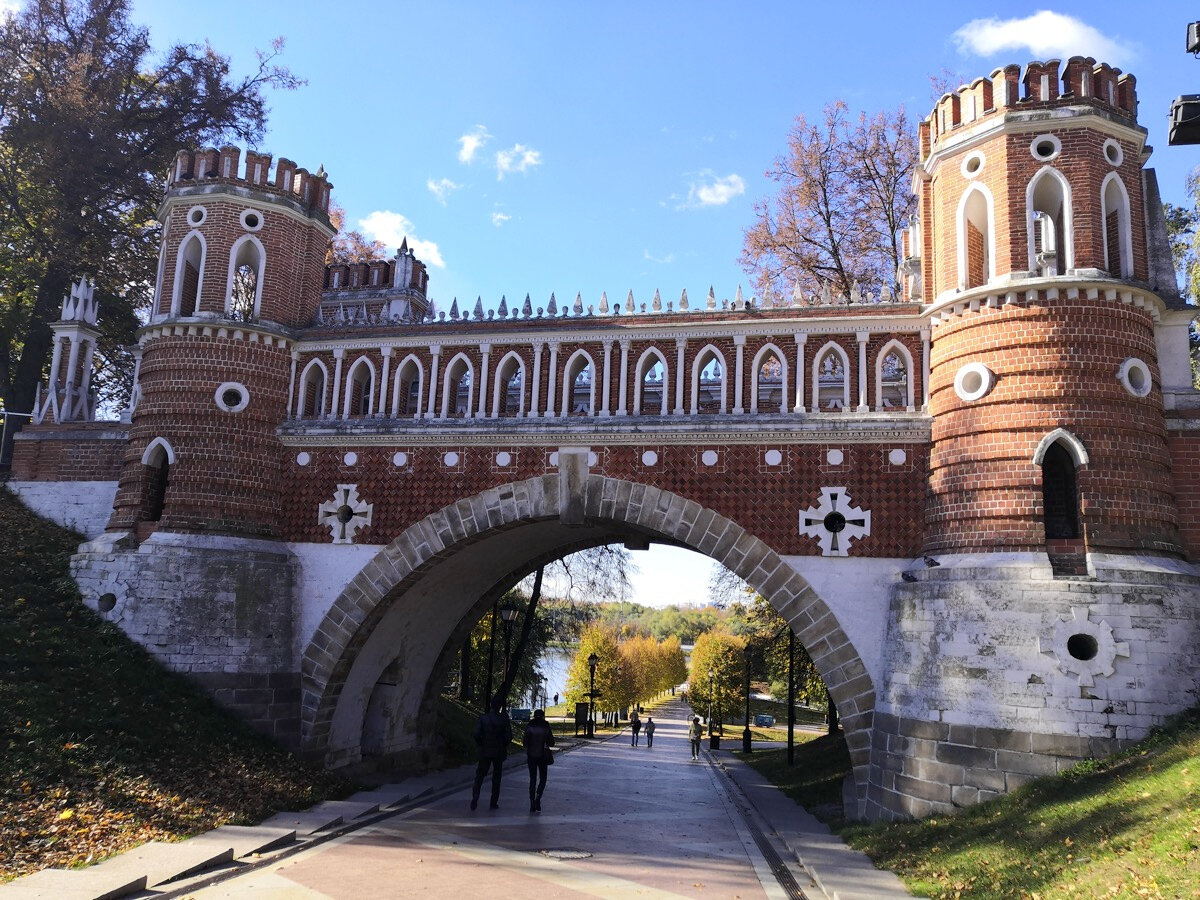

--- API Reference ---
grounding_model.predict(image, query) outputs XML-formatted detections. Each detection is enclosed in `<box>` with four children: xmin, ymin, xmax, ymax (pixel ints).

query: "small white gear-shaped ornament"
<box><xmin>318</xmin><ymin>484</ymin><xmax>374</xmax><ymax>544</ymax></box>
<box><xmin>799</xmin><ymin>487</ymin><xmax>871</xmax><ymax>557</ymax></box>
<box><xmin>1039</xmin><ymin>606</ymin><xmax>1130</xmax><ymax>687</ymax></box>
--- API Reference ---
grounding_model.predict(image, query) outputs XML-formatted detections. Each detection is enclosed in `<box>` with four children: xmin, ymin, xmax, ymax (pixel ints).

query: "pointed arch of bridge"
<box><xmin>299</xmin><ymin>474</ymin><xmax>875</xmax><ymax>796</ymax></box>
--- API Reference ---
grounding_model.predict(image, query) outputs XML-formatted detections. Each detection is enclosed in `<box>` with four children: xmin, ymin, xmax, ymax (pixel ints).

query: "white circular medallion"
<box><xmin>826</xmin><ymin>449</ymin><xmax>844</xmax><ymax>466</ymax></box>
<box><xmin>954</xmin><ymin>362</ymin><xmax>996</xmax><ymax>402</ymax></box>
<box><xmin>549</xmin><ymin>452</ymin><xmax>559</xmax><ymax>466</ymax></box>
<box><xmin>888</xmin><ymin>449</ymin><xmax>907</xmax><ymax>466</ymax></box>
<box><xmin>240</xmin><ymin>208</ymin><xmax>264</xmax><ymax>231</ymax></box>
<box><xmin>701</xmin><ymin>450</ymin><xmax>719</xmax><ymax>466</ymax></box>
<box><xmin>588</xmin><ymin>451</ymin><xmax>598</xmax><ymax>466</ymax></box>
<box><xmin>1117</xmin><ymin>357</ymin><xmax>1152</xmax><ymax>398</ymax></box>
<box><xmin>1103</xmin><ymin>138</ymin><xmax>1123</xmax><ymax>167</ymax></box>
<box><xmin>392</xmin><ymin>451</ymin><xmax>408</xmax><ymax>467</ymax></box>
<box><xmin>214</xmin><ymin>381</ymin><xmax>249</xmax><ymax>413</ymax></box>
<box><xmin>444</xmin><ymin>451</ymin><xmax>460</xmax><ymax>467</ymax></box>
<box><xmin>296</xmin><ymin>451</ymin><xmax>311</xmax><ymax>466</ymax></box>
<box><xmin>496</xmin><ymin>451</ymin><xmax>512</xmax><ymax>467</ymax></box>
<box><xmin>642</xmin><ymin>450</ymin><xmax>659</xmax><ymax>466</ymax></box>
<box><xmin>343</xmin><ymin>451</ymin><xmax>358</xmax><ymax>466</ymax></box>
<box><xmin>764</xmin><ymin>449</ymin><xmax>783</xmax><ymax>466</ymax></box>
<box><xmin>1030</xmin><ymin>133</ymin><xmax>1062</xmax><ymax>162</ymax></box>
<box><xmin>187</xmin><ymin>205</ymin><xmax>207</xmax><ymax>226</ymax></box>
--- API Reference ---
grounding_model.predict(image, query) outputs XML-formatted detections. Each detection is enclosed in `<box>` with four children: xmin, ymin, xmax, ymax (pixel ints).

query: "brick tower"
<box><xmin>108</xmin><ymin>147</ymin><xmax>334</xmax><ymax>537</ymax></box>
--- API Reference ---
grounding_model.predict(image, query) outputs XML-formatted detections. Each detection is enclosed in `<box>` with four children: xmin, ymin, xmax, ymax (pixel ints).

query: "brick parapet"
<box><xmin>10</xmin><ymin>422</ymin><xmax>128</xmax><ymax>481</ymax></box>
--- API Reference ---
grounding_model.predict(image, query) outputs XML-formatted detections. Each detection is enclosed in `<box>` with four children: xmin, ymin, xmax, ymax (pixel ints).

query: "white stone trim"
<box><xmin>297</xmin><ymin>358</ymin><xmax>329</xmax><ymax>417</ymax></box>
<box><xmin>811</xmin><ymin>340</ymin><xmax>851</xmax><ymax>412</ymax></box>
<box><xmin>749</xmin><ymin>342</ymin><xmax>789</xmax><ymax>414</ymax></box>
<box><xmin>956</xmin><ymin>182</ymin><xmax>996</xmax><ymax>290</ymax></box>
<box><xmin>1117</xmin><ymin>357</ymin><xmax>1152</xmax><ymax>397</ymax></box>
<box><xmin>341</xmin><ymin>355</ymin><xmax>377</xmax><ymax>418</ymax></box>
<box><xmin>141</xmin><ymin>436</ymin><xmax>177</xmax><ymax>465</ymax></box>
<box><xmin>1033</xmin><ymin>428</ymin><xmax>1089</xmax><ymax>467</ymax></box>
<box><xmin>874</xmin><ymin>339</ymin><xmax>915</xmax><ymax>411</ymax></box>
<box><xmin>953</xmin><ymin>362</ymin><xmax>995</xmax><ymax>402</ymax></box>
<box><xmin>690</xmin><ymin>343</ymin><xmax>728</xmax><ymax>415</ymax></box>
<box><xmin>633</xmin><ymin>345</ymin><xmax>670</xmax><ymax>416</ymax></box>
<box><xmin>1026</xmin><ymin>165</ymin><xmax>1074</xmax><ymax>273</ymax></box>
<box><xmin>214</xmin><ymin>381</ymin><xmax>250</xmax><ymax>413</ymax></box>
<box><xmin>171</xmin><ymin>230</ymin><xmax>207</xmax><ymax>316</ymax></box>
<box><xmin>391</xmin><ymin>353</ymin><xmax>425</xmax><ymax>418</ymax></box>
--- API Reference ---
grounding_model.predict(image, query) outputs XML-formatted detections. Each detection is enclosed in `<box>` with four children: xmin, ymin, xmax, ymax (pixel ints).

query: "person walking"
<box><xmin>644</xmin><ymin>716</ymin><xmax>656</xmax><ymax>748</ymax></box>
<box><xmin>523</xmin><ymin>708</ymin><xmax>556</xmax><ymax>812</ymax></box>
<box><xmin>688</xmin><ymin>716</ymin><xmax>703</xmax><ymax>760</ymax></box>
<box><xmin>470</xmin><ymin>696</ymin><xmax>513</xmax><ymax>810</ymax></box>
<box><xmin>630</xmin><ymin>711</ymin><xmax>642</xmax><ymax>746</ymax></box>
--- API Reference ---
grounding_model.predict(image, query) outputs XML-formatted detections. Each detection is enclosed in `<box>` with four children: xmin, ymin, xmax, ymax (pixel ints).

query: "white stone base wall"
<box><xmin>9</xmin><ymin>480</ymin><xmax>118</xmax><ymax>539</ymax></box>
<box><xmin>868</xmin><ymin>554</ymin><xmax>1200</xmax><ymax>819</ymax></box>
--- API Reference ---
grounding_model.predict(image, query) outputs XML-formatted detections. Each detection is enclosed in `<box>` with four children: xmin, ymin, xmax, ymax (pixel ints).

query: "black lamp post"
<box><xmin>587</xmin><ymin>652</ymin><xmax>599</xmax><ymax>737</ymax></box>
<box><xmin>500</xmin><ymin>604</ymin><xmax>519</xmax><ymax>686</ymax></box>
<box><xmin>707</xmin><ymin>667</ymin><xmax>714</xmax><ymax>734</ymax></box>
<box><xmin>742</xmin><ymin>644</ymin><xmax>753</xmax><ymax>754</ymax></box>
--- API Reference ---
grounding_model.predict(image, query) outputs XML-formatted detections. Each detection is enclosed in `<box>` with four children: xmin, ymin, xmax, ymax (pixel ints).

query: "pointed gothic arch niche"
<box><xmin>343</xmin><ymin>357</ymin><xmax>377</xmax><ymax>418</ymax></box>
<box><xmin>957</xmin><ymin>184</ymin><xmax>995</xmax><ymax>290</ymax></box>
<box><xmin>172</xmin><ymin>231</ymin><xmax>206</xmax><ymax>316</ymax></box>
<box><xmin>874</xmin><ymin>339</ymin><xmax>914</xmax><ymax>411</ymax></box>
<box><xmin>492</xmin><ymin>351</ymin><xmax>526</xmax><ymax>418</ymax></box>
<box><xmin>1033</xmin><ymin>429</ymin><xmax>1088</xmax><ymax>541</ymax></box>
<box><xmin>226</xmin><ymin>234</ymin><xmax>266</xmax><ymax>321</ymax></box>
<box><xmin>1027</xmin><ymin>166</ymin><xmax>1073</xmax><ymax>276</ymax></box>
<box><xmin>561</xmin><ymin>349</ymin><xmax>595</xmax><ymax>416</ymax></box>
<box><xmin>441</xmin><ymin>353</ymin><xmax>474</xmax><ymax>419</ymax></box>
<box><xmin>299</xmin><ymin>475</ymin><xmax>876</xmax><ymax>814</ymax></box>
<box><xmin>391</xmin><ymin>354</ymin><xmax>424</xmax><ymax>419</ymax></box>
<box><xmin>633</xmin><ymin>346</ymin><xmax>669</xmax><ymax>416</ymax></box>
<box><xmin>751</xmin><ymin>343</ymin><xmax>788</xmax><ymax>414</ymax></box>
<box><xmin>812</xmin><ymin>341</ymin><xmax>850</xmax><ymax>412</ymax></box>
<box><xmin>139</xmin><ymin>437</ymin><xmax>176</xmax><ymax>523</ymax></box>
<box><xmin>297</xmin><ymin>359</ymin><xmax>329</xmax><ymax>419</ymax></box>
<box><xmin>1101</xmin><ymin>173</ymin><xmax>1133</xmax><ymax>278</ymax></box>
<box><xmin>691</xmin><ymin>344</ymin><xmax>727</xmax><ymax>415</ymax></box>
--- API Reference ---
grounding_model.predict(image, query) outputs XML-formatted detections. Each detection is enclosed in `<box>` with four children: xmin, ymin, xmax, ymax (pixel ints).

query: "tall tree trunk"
<box><xmin>498</xmin><ymin>566</ymin><xmax>544</xmax><ymax>704</ymax></box>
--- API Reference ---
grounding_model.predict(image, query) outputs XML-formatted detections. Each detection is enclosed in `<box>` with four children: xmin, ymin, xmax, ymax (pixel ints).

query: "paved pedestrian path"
<box><xmin>2</xmin><ymin>698</ymin><xmax>909</xmax><ymax>899</ymax></box>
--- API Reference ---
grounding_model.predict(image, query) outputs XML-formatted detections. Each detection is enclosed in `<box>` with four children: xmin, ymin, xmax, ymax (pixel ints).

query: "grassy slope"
<box><xmin>748</xmin><ymin>709</ymin><xmax>1200</xmax><ymax>899</ymax></box>
<box><xmin>0</xmin><ymin>488</ymin><xmax>348</xmax><ymax>881</ymax></box>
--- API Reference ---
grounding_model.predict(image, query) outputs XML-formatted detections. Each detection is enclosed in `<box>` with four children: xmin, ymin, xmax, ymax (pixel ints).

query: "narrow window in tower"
<box><xmin>175</xmin><ymin>234</ymin><xmax>204</xmax><ymax>315</ymax></box>
<box><xmin>958</xmin><ymin>187</ymin><xmax>992</xmax><ymax>290</ymax></box>
<box><xmin>638</xmin><ymin>355</ymin><xmax>666</xmax><ymax>416</ymax></box>
<box><xmin>1029</xmin><ymin>169</ymin><xmax>1070</xmax><ymax>276</ymax></box>
<box><xmin>344</xmin><ymin>359</ymin><xmax>374</xmax><ymax>417</ymax></box>
<box><xmin>570</xmin><ymin>362</ymin><xmax>592</xmax><ymax>416</ymax></box>
<box><xmin>394</xmin><ymin>357</ymin><xmax>421</xmax><ymax>418</ymax></box>
<box><xmin>145</xmin><ymin>448</ymin><xmax>170</xmax><ymax>522</ymax></box>
<box><xmin>756</xmin><ymin>350</ymin><xmax>784</xmax><ymax>413</ymax></box>
<box><xmin>1042</xmin><ymin>442</ymin><xmax>1080</xmax><ymax>540</ymax></box>
<box><xmin>813</xmin><ymin>344</ymin><xmax>850</xmax><ymax>412</ymax></box>
<box><xmin>503</xmin><ymin>367</ymin><xmax>523</xmax><ymax>417</ymax></box>
<box><xmin>879</xmin><ymin>350</ymin><xmax>908</xmax><ymax>410</ymax></box>
<box><xmin>227</xmin><ymin>236</ymin><xmax>264</xmax><ymax>321</ymax></box>
<box><xmin>1101</xmin><ymin>175</ymin><xmax>1132</xmax><ymax>278</ymax></box>
<box><xmin>299</xmin><ymin>361</ymin><xmax>327</xmax><ymax>418</ymax></box>
<box><xmin>694</xmin><ymin>349</ymin><xmax>725</xmax><ymax>415</ymax></box>
<box><xmin>441</xmin><ymin>355</ymin><xmax>473</xmax><ymax>418</ymax></box>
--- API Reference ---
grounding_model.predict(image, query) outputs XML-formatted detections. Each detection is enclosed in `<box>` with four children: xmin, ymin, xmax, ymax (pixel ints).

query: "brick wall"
<box><xmin>10</xmin><ymin>423</ymin><xmax>128</xmax><ymax>480</ymax></box>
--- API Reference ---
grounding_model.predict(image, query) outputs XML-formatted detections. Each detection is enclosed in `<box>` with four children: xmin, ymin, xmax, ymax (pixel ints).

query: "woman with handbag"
<box><xmin>523</xmin><ymin>708</ymin><xmax>556</xmax><ymax>813</ymax></box>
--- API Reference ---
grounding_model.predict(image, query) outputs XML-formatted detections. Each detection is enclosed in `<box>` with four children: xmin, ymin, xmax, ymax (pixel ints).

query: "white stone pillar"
<box><xmin>287</xmin><ymin>350</ymin><xmax>299</xmax><ymax>417</ymax></box>
<box><xmin>331</xmin><ymin>348</ymin><xmax>345</xmax><ymax>419</ymax></box>
<box><xmin>78</xmin><ymin>341</ymin><xmax>96</xmax><ymax>419</ymax></box>
<box><xmin>794</xmin><ymin>334</ymin><xmax>807</xmax><ymax>413</ymax></box>
<box><xmin>425</xmin><ymin>346</ymin><xmax>440</xmax><ymax>418</ymax></box>
<box><xmin>674</xmin><ymin>338</ymin><xmax>686</xmax><ymax>415</ymax></box>
<box><xmin>545</xmin><ymin>343</ymin><xmax>559</xmax><ymax>418</ymax></box>
<box><xmin>378</xmin><ymin>347</ymin><xmax>393</xmax><ymax>417</ymax></box>
<box><xmin>921</xmin><ymin>328</ymin><xmax>931</xmax><ymax>411</ymax></box>
<box><xmin>477</xmin><ymin>343</ymin><xmax>491</xmax><ymax>418</ymax></box>
<box><xmin>530</xmin><ymin>342</ymin><xmax>544</xmax><ymax>417</ymax></box>
<box><xmin>62</xmin><ymin>336</ymin><xmax>81</xmax><ymax>418</ymax></box>
<box><xmin>47</xmin><ymin>337</ymin><xmax>64</xmax><ymax>392</ymax></box>
<box><xmin>617</xmin><ymin>340</ymin><xmax>630</xmax><ymax>416</ymax></box>
<box><xmin>600</xmin><ymin>340</ymin><xmax>613</xmax><ymax>417</ymax></box>
<box><xmin>733</xmin><ymin>335</ymin><xmax>746</xmax><ymax>415</ymax></box>
<box><xmin>856</xmin><ymin>331</ymin><xmax>869</xmax><ymax>412</ymax></box>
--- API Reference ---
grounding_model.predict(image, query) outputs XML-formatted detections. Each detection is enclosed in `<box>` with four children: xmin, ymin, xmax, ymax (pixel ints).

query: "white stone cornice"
<box><xmin>137</xmin><ymin>317</ymin><xmax>294</xmax><ymax>350</ymax></box>
<box><xmin>924</xmin><ymin>276</ymin><xmax>1169</xmax><ymax>327</ymax></box>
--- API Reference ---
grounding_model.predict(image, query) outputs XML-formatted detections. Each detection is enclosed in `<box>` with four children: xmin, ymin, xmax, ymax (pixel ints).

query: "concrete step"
<box><xmin>259</xmin><ymin>808</ymin><xmax>344</xmax><ymax>835</ymax></box>
<box><xmin>205</xmin><ymin>824</ymin><xmax>296</xmax><ymax>859</ymax></box>
<box><xmin>308</xmin><ymin>799</ymin><xmax>381</xmax><ymax>822</ymax></box>
<box><xmin>0</xmin><ymin>867</ymin><xmax>145</xmax><ymax>900</ymax></box>
<box><xmin>346</xmin><ymin>785</ymin><xmax>412</xmax><ymax>810</ymax></box>
<box><xmin>92</xmin><ymin>838</ymin><xmax>235</xmax><ymax>888</ymax></box>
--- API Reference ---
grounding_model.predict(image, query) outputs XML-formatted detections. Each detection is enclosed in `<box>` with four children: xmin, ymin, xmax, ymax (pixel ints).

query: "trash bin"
<box><xmin>709</xmin><ymin>734</ymin><xmax>720</xmax><ymax>750</ymax></box>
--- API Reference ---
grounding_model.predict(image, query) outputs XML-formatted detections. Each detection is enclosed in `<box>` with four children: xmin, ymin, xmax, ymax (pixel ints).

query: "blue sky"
<box><xmin>92</xmin><ymin>2</ymin><xmax>1200</xmax><ymax>605</ymax></box>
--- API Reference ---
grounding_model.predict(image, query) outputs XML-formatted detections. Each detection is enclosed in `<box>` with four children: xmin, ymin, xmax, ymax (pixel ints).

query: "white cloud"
<box><xmin>0</xmin><ymin>0</ymin><xmax>19</xmax><ymax>15</ymax></box>
<box><xmin>457</xmin><ymin>125</ymin><xmax>491</xmax><ymax>164</ymax></box>
<box><xmin>491</xmin><ymin>211</ymin><xmax>512</xmax><ymax>227</ymax></box>
<box><xmin>644</xmin><ymin>250</ymin><xmax>675</xmax><ymax>264</ymax></box>
<box><xmin>359</xmin><ymin>210</ymin><xmax>445</xmax><ymax>268</ymax></box>
<box><xmin>678</xmin><ymin>172</ymin><xmax>745</xmax><ymax>210</ymax></box>
<box><xmin>426</xmin><ymin>177</ymin><xmax>460</xmax><ymax>205</ymax></box>
<box><xmin>495</xmin><ymin>144</ymin><xmax>542</xmax><ymax>179</ymax></box>
<box><xmin>952</xmin><ymin>12</ymin><xmax>1135</xmax><ymax>67</ymax></box>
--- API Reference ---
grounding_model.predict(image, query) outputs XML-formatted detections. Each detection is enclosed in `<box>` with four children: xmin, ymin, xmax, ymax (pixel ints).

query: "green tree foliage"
<box><xmin>687</xmin><ymin>630</ymin><xmax>746</xmax><ymax>728</ymax></box>
<box><xmin>1163</xmin><ymin>173</ymin><xmax>1200</xmax><ymax>386</ymax></box>
<box><xmin>0</xmin><ymin>0</ymin><xmax>300</xmax><ymax>439</ymax></box>
<box><xmin>449</xmin><ymin>589</ymin><xmax>551</xmax><ymax>710</ymax></box>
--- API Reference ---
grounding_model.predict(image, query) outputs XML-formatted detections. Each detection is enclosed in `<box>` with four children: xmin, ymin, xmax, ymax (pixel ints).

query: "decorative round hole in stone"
<box><xmin>187</xmin><ymin>206</ymin><xmax>207</xmax><ymax>226</ymax></box>
<box><xmin>1103</xmin><ymin>139</ymin><xmax>1123</xmax><ymax>167</ymax></box>
<box><xmin>392</xmin><ymin>451</ymin><xmax>408</xmax><ymax>467</ymax></box>
<box><xmin>822</xmin><ymin>511</ymin><xmax>847</xmax><ymax>533</ymax></box>
<box><xmin>214</xmin><ymin>381</ymin><xmax>249</xmax><ymax>413</ymax></box>
<box><xmin>1030</xmin><ymin>134</ymin><xmax>1061</xmax><ymax>161</ymax></box>
<box><xmin>587</xmin><ymin>451</ymin><xmax>598</xmax><ymax>466</ymax></box>
<box><xmin>701</xmin><ymin>449</ymin><xmax>719</xmax><ymax>466</ymax></box>
<box><xmin>1117</xmin><ymin>357</ymin><xmax>1152</xmax><ymax>398</ymax></box>
<box><xmin>240</xmin><ymin>208</ymin><xmax>263</xmax><ymax>231</ymax></box>
<box><xmin>495</xmin><ymin>451</ymin><xmax>512</xmax><ymax>467</ymax></box>
<box><xmin>548</xmin><ymin>451</ymin><xmax>559</xmax><ymax>466</ymax></box>
<box><xmin>97</xmin><ymin>592</ymin><xmax>117</xmax><ymax>613</ymax></box>
<box><xmin>764</xmin><ymin>449</ymin><xmax>783</xmax><ymax>466</ymax></box>
<box><xmin>336</xmin><ymin>504</ymin><xmax>355</xmax><ymax>524</ymax></box>
<box><xmin>343</xmin><ymin>451</ymin><xmax>358</xmax><ymax>466</ymax></box>
<box><xmin>1067</xmin><ymin>633</ymin><xmax>1099</xmax><ymax>661</ymax></box>
<box><xmin>444</xmin><ymin>451</ymin><xmax>460</xmax><ymax>467</ymax></box>
<box><xmin>642</xmin><ymin>450</ymin><xmax>659</xmax><ymax>466</ymax></box>
<box><xmin>296</xmin><ymin>451</ymin><xmax>311</xmax><ymax>467</ymax></box>
<box><xmin>888</xmin><ymin>448</ymin><xmax>907</xmax><ymax>466</ymax></box>
<box><xmin>961</xmin><ymin>151</ymin><xmax>985</xmax><ymax>178</ymax></box>
<box><xmin>954</xmin><ymin>362</ymin><xmax>995</xmax><ymax>402</ymax></box>
<box><xmin>826</xmin><ymin>449</ymin><xmax>844</xmax><ymax>466</ymax></box>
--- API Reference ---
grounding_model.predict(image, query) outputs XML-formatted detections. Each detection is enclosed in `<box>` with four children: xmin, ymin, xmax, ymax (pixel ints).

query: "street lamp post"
<box><xmin>708</xmin><ymin>667</ymin><xmax>719</xmax><ymax>750</ymax></box>
<box><xmin>587</xmin><ymin>652</ymin><xmax>599</xmax><ymax>737</ymax></box>
<box><xmin>742</xmin><ymin>644</ymin><xmax>753</xmax><ymax>754</ymax></box>
<box><xmin>707</xmin><ymin>668</ymin><xmax>714</xmax><ymax>733</ymax></box>
<box><xmin>500</xmin><ymin>604</ymin><xmax>519</xmax><ymax>688</ymax></box>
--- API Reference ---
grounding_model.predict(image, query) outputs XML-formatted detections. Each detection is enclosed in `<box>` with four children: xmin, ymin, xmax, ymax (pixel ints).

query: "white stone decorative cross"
<box><xmin>318</xmin><ymin>484</ymin><xmax>374</xmax><ymax>544</ymax></box>
<box><xmin>799</xmin><ymin>487</ymin><xmax>871</xmax><ymax>557</ymax></box>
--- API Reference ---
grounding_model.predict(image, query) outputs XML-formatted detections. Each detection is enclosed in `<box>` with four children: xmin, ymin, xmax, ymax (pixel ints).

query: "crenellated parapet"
<box><xmin>167</xmin><ymin>146</ymin><xmax>332</xmax><ymax>218</ymax></box>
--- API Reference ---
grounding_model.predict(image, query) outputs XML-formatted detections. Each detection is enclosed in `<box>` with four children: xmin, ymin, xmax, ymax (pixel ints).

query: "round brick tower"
<box><xmin>913</xmin><ymin>58</ymin><xmax>1184</xmax><ymax>561</ymax></box>
<box><xmin>108</xmin><ymin>146</ymin><xmax>335</xmax><ymax>537</ymax></box>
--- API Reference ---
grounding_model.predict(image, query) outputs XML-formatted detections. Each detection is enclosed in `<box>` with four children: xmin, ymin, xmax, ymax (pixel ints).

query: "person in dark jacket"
<box><xmin>471</xmin><ymin>696</ymin><xmax>513</xmax><ymax>810</ymax></box>
<box><xmin>522</xmin><ymin>708</ymin><xmax>556</xmax><ymax>812</ymax></box>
